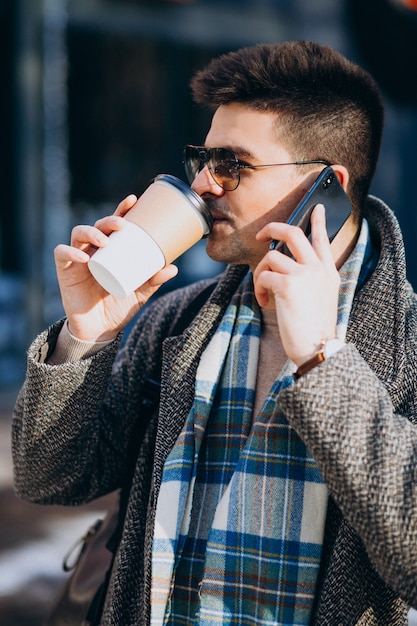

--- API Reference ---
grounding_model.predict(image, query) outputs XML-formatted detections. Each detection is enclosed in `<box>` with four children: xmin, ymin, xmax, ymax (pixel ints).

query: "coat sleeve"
<box><xmin>11</xmin><ymin>302</ymin><xmax>172</xmax><ymax>505</ymax></box>
<box><xmin>11</xmin><ymin>276</ymin><xmax>219</xmax><ymax>507</ymax></box>
<box><xmin>278</xmin><ymin>342</ymin><xmax>417</xmax><ymax>608</ymax></box>
<box><xmin>11</xmin><ymin>317</ymin><xmax>135</xmax><ymax>506</ymax></box>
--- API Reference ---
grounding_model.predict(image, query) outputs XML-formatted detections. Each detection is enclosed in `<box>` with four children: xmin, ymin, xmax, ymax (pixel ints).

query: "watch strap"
<box><xmin>293</xmin><ymin>338</ymin><xmax>345</xmax><ymax>380</ymax></box>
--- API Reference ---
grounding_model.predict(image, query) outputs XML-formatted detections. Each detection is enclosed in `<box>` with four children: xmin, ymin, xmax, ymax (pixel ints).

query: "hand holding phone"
<box><xmin>270</xmin><ymin>167</ymin><xmax>352</xmax><ymax>256</ymax></box>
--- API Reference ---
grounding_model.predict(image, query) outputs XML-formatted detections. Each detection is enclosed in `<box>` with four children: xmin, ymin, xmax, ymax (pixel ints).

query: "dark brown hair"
<box><xmin>191</xmin><ymin>41</ymin><xmax>384</xmax><ymax>216</ymax></box>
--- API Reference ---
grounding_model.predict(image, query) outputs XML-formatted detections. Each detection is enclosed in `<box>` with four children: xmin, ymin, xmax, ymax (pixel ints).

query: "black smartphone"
<box><xmin>270</xmin><ymin>166</ymin><xmax>352</xmax><ymax>255</ymax></box>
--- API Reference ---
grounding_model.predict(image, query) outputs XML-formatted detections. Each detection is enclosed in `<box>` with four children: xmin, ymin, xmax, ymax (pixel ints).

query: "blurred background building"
<box><xmin>1</xmin><ymin>0</ymin><xmax>417</xmax><ymax>388</ymax></box>
<box><xmin>1</xmin><ymin>1</ymin><xmax>417</xmax><ymax>624</ymax></box>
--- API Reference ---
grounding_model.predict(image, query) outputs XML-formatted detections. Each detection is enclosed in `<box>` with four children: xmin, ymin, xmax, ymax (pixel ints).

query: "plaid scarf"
<box><xmin>151</xmin><ymin>220</ymin><xmax>371</xmax><ymax>626</ymax></box>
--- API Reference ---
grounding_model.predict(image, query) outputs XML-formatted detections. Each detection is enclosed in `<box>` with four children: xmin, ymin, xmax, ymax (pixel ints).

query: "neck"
<box><xmin>332</xmin><ymin>214</ymin><xmax>361</xmax><ymax>270</ymax></box>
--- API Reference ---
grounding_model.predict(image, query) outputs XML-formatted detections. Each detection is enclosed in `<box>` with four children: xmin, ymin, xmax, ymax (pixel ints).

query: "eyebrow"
<box><xmin>218</xmin><ymin>145</ymin><xmax>256</xmax><ymax>160</ymax></box>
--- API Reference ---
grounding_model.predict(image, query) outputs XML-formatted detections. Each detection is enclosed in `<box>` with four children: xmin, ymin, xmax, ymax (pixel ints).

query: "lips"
<box><xmin>204</xmin><ymin>199</ymin><xmax>229</xmax><ymax>225</ymax></box>
<box><xmin>209</xmin><ymin>207</ymin><xmax>228</xmax><ymax>221</ymax></box>
<box><xmin>211</xmin><ymin>212</ymin><xmax>227</xmax><ymax>221</ymax></box>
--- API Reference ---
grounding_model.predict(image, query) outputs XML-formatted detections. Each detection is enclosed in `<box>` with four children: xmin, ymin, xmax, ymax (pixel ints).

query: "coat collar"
<box><xmin>348</xmin><ymin>196</ymin><xmax>412</xmax><ymax>406</ymax></box>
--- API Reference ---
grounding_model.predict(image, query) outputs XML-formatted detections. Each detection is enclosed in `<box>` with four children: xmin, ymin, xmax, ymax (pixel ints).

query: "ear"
<box><xmin>330</xmin><ymin>164</ymin><xmax>349</xmax><ymax>191</ymax></box>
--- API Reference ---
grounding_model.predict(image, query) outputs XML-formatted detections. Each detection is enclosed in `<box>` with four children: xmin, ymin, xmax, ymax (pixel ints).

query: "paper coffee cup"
<box><xmin>88</xmin><ymin>174</ymin><xmax>212</xmax><ymax>298</ymax></box>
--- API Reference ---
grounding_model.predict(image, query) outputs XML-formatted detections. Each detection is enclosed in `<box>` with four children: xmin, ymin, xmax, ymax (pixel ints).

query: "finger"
<box><xmin>54</xmin><ymin>243</ymin><xmax>90</xmax><ymax>268</ymax></box>
<box><xmin>254</xmin><ymin>264</ymin><xmax>292</xmax><ymax>309</ymax></box>
<box><xmin>93</xmin><ymin>215</ymin><xmax>126</xmax><ymax>236</ymax></box>
<box><xmin>149</xmin><ymin>264</ymin><xmax>179</xmax><ymax>286</ymax></box>
<box><xmin>134</xmin><ymin>264</ymin><xmax>179</xmax><ymax>301</ymax></box>
<box><xmin>276</xmin><ymin>226</ymin><xmax>317</xmax><ymax>264</ymax></box>
<box><xmin>253</xmin><ymin>251</ymin><xmax>294</xmax><ymax>309</ymax></box>
<box><xmin>256</xmin><ymin>221</ymin><xmax>289</xmax><ymax>243</ymax></box>
<box><xmin>257</xmin><ymin>222</ymin><xmax>317</xmax><ymax>264</ymax></box>
<box><xmin>114</xmin><ymin>194</ymin><xmax>138</xmax><ymax>217</ymax></box>
<box><xmin>69</xmin><ymin>225</ymin><xmax>109</xmax><ymax>251</ymax></box>
<box><xmin>310</xmin><ymin>204</ymin><xmax>334</xmax><ymax>265</ymax></box>
<box><xmin>253</xmin><ymin>269</ymin><xmax>274</xmax><ymax>308</ymax></box>
<box><xmin>254</xmin><ymin>249</ymin><xmax>295</xmax><ymax>281</ymax></box>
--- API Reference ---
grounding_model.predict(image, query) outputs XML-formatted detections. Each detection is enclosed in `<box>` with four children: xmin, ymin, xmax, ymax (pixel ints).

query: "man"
<box><xmin>12</xmin><ymin>41</ymin><xmax>417</xmax><ymax>625</ymax></box>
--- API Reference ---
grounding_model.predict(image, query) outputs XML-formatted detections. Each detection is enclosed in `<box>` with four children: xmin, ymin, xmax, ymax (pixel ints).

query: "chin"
<box><xmin>207</xmin><ymin>250</ymin><xmax>244</xmax><ymax>266</ymax></box>
<box><xmin>206</xmin><ymin>235</ymin><xmax>250</xmax><ymax>266</ymax></box>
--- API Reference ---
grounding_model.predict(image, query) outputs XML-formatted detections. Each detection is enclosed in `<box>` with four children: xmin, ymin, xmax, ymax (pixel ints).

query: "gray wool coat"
<box><xmin>12</xmin><ymin>196</ymin><xmax>417</xmax><ymax>625</ymax></box>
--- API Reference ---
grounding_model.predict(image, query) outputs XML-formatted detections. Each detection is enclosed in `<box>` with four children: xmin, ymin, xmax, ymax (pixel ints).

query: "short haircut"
<box><xmin>191</xmin><ymin>41</ymin><xmax>385</xmax><ymax>217</ymax></box>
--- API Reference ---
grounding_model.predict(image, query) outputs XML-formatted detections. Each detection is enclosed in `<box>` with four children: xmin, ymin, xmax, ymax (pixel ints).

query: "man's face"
<box><xmin>190</xmin><ymin>103</ymin><xmax>324</xmax><ymax>270</ymax></box>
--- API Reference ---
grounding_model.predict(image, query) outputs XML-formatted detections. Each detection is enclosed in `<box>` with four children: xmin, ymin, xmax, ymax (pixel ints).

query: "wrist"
<box><xmin>293</xmin><ymin>338</ymin><xmax>345</xmax><ymax>380</ymax></box>
<box><xmin>67</xmin><ymin>321</ymin><xmax>118</xmax><ymax>343</ymax></box>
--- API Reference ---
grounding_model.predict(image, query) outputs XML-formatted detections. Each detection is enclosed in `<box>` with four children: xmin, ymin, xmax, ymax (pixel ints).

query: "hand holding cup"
<box><xmin>54</xmin><ymin>195</ymin><xmax>178</xmax><ymax>342</ymax></box>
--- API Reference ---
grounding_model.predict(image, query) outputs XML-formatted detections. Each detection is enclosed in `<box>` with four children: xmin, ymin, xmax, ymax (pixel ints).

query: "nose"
<box><xmin>191</xmin><ymin>165</ymin><xmax>225</xmax><ymax>197</ymax></box>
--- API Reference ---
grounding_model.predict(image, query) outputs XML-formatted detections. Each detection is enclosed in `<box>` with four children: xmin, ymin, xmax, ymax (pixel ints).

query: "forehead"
<box><xmin>205</xmin><ymin>103</ymin><xmax>290</xmax><ymax>160</ymax></box>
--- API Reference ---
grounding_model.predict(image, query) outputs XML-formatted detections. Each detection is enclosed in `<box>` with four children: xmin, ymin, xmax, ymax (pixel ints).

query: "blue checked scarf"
<box><xmin>151</xmin><ymin>220</ymin><xmax>373</xmax><ymax>626</ymax></box>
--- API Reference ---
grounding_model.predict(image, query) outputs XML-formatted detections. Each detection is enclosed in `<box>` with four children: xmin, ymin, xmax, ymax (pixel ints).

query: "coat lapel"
<box><xmin>142</xmin><ymin>265</ymin><xmax>248</xmax><ymax>616</ymax></box>
<box><xmin>347</xmin><ymin>196</ymin><xmax>409</xmax><ymax>401</ymax></box>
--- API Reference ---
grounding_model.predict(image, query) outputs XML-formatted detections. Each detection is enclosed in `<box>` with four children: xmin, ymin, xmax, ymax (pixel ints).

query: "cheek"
<box><xmin>262</xmin><ymin>182</ymin><xmax>307</xmax><ymax>224</ymax></box>
<box><xmin>233</xmin><ymin>188</ymin><xmax>274</xmax><ymax>224</ymax></box>
<box><xmin>249</xmin><ymin>195</ymin><xmax>292</xmax><ymax>227</ymax></box>
<box><xmin>232</xmin><ymin>179</ymin><xmax>302</xmax><ymax>227</ymax></box>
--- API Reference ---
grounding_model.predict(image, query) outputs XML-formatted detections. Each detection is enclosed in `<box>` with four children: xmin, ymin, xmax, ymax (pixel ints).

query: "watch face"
<box><xmin>323</xmin><ymin>338</ymin><xmax>345</xmax><ymax>359</ymax></box>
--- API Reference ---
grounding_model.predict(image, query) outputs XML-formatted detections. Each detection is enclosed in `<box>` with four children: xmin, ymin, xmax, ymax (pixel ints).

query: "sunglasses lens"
<box><xmin>209</xmin><ymin>148</ymin><xmax>239</xmax><ymax>191</ymax></box>
<box><xmin>184</xmin><ymin>146</ymin><xmax>240</xmax><ymax>191</ymax></box>
<box><xmin>184</xmin><ymin>145</ymin><xmax>202</xmax><ymax>185</ymax></box>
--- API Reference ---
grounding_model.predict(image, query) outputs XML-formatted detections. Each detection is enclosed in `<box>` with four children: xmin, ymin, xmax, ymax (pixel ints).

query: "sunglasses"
<box><xmin>183</xmin><ymin>144</ymin><xmax>330</xmax><ymax>192</ymax></box>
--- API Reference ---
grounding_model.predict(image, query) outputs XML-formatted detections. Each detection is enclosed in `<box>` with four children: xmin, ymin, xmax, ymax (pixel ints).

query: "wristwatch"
<box><xmin>293</xmin><ymin>338</ymin><xmax>345</xmax><ymax>380</ymax></box>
